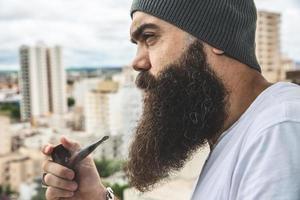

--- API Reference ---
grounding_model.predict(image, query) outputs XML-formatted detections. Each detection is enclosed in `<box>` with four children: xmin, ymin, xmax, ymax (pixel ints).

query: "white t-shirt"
<box><xmin>191</xmin><ymin>82</ymin><xmax>300</xmax><ymax>200</ymax></box>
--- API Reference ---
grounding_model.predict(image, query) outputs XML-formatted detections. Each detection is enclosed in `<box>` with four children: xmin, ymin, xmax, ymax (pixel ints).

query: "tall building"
<box><xmin>19</xmin><ymin>44</ymin><xmax>49</xmax><ymax>121</ymax></box>
<box><xmin>19</xmin><ymin>44</ymin><xmax>67</xmax><ymax>123</ymax></box>
<box><xmin>256</xmin><ymin>11</ymin><xmax>282</xmax><ymax>82</ymax></box>
<box><xmin>80</xmin><ymin>68</ymin><xmax>142</xmax><ymax>158</ymax></box>
<box><xmin>84</xmin><ymin>79</ymin><xmax>119</xmax><ymax>134</ymax></box>
<box><xmin>47</xmin><ymin>46</ymin><xmax>67</xmax><ymax>115</ymax></box>
<box><xmin>112</xmin><ymin>67</ymin><xmax>142</xmax><ymax>157</ymax></box>
<box><xmin>0</xmin><ymin>116</ymin><xmax>12</xmax><ymax>155</ymax></box>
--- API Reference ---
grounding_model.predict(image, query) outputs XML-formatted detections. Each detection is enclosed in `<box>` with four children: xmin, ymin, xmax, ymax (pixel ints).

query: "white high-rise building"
<box><xmin>19</xmin><ymin>44</ymin><xmax>49</xmax><ymax>121</ymax></box>
<box><xmin>82</xmin><ymin>68</ymin><xmax>142</xmax><ymax>158</ymax></box>
<box><xmin>48</xmin><ymin>46</ymin><xmax>67</xmax><ymax>115</ymax></box>
<box><xmin>84</xmin><ymin>79</ymin><xmax>119</xmax><ymax>134</ymax></box>
<box><xmin>256</xmin><ymin>11</ymin><xmax>281</xmax><ymax>82</ymax></box>
<box><xmin>19</xmin><ymin>44</ymin><xmax>67</xmax><ymax>123</ymax></box>
<box><xmin>112</xmin><ymin>67</ymin><xmax>142</xmax><ymax>156</ymax></box>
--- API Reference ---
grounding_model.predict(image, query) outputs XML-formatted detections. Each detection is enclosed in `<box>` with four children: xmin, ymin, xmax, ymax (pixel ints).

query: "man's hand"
<box><xmin>42</xmin><ymin>136</ymin><xmax>107</xmax><ymax>200</ymax></box>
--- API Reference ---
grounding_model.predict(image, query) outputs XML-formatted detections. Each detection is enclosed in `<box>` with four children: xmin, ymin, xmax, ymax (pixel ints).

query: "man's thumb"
<box><xmin>60</xmin><ymin>136</ymin><xmax>81</xmax><ymax>152</ymax></box>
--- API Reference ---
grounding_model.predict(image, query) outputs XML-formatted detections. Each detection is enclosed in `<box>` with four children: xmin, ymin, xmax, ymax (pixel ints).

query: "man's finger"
<box><xmin>41</xmin><ymin>144</ymin><xmax>54</xmax><ymax>156</ymax></box>
<box><xmin>45</xmin><ymin>186</ymin><xmax>74</xmax><ymax>200</ymax></box>
<box><xmin>60</xmin><ymin>136</ymin><xmax>81</xmax><ymax>152</ymax></box>
<box><xmin>43</xmin><ymin>160</ymin><xmax>75</xmax><ymax>180</ymax></box>
<box><xmin>43</xmin><ymin>173</ymin><xmax>78</xmax><ymax>192</ymax></box>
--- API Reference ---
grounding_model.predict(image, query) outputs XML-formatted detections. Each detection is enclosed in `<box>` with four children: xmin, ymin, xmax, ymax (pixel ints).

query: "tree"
<box><xmin>0</xmin><ymin>102</ymin><xmax>20</xmax><ymax>121</ymax></box>
<box><xmin>94</xmin><ymin>159</ymin><xmax>129</xmax><ymax>199</ymax></box>
<box><xmin>31</xmin><ymin>179</ymin><xmax>46</xmax><ymax>200</ymax></box>
<box><xmin>0</xmin><ymin>185</ymin><xmax>18</xmax><ymax>199</ymax></box>
<box><xmin>67</xmin><ymin>97</ymin><xmax>75</xmax><ymax>107</ymax></box>
<box><xmin>94</xmin><ymin>158</ymin><xmax>124</xmax><ymax>178</ymax></box>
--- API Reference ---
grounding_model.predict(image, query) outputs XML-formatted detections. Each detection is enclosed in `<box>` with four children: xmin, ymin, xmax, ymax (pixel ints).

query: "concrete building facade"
<box><xmin>112</xmin><ymin>67</ymin><xmax>142</xmax><ymax>157</ymax></box>
<box><xmin>84</xmin><ymin>79</ymin><xmax>119</xmax><ymax>134</ymax></box>
<box><xmin>47</xmin><ymin>46</ymin><xmax>67</xmax><ymax>115</ymax></box>
<box><xmin>0</xmin><ymin>117</ymin><xmax>44</xmax><ymax>192</ymax></box>
<box><xmin>19</xmin><ymin>44</ymin><xmax>67</xmax><ymax>123</ymax></box>
<box><xmin>256</xmin><ymin>11</ymin><xmax>282</xmax><ymax>82</ymax></box>
<box><xmin>0</xmin><ymin>150</ymin><xmax>43</xmax><ymax>192</ymax></box>
<box><xmin>0</xmin><ymin>116</ymin><xmax>12</xmax><ymax>155</ymax></box>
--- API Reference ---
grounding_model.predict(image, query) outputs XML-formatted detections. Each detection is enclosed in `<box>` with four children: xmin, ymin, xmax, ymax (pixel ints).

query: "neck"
<box><xmin>208</xmin><ymin>66</ymin><xmax>272</xmax><ymax>150</ymax></box>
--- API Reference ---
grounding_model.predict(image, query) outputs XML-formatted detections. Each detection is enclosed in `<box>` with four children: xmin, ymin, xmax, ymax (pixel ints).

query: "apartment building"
<box><xmin>19</xmin><ymin>44</ymin><xmax>67</xmax><ymax>123</ymax></box>
<box><xmin>256</xmin><ymin>11</ymin><xmax>282</xmax><ymax>82</ymax></box>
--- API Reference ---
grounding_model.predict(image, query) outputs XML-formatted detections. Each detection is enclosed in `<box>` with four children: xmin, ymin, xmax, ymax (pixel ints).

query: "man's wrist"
<box><xmin>94</xmin><ymin>185</ymin><xmax>107</xmax><ymax>200</ymax></box>
<box><xmin>97</xmin><ymin>186</ymin><xmax>115</xmax><ymax>200</ymax></box>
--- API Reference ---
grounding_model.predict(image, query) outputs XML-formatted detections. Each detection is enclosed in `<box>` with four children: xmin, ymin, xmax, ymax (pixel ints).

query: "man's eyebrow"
<box><xmin>130</xmin><ymin>23</ymin><xmax>160</xmax><ymax>43</ymax></box>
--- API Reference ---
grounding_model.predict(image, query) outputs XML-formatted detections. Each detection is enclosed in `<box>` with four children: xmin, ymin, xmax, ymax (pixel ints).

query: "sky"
<box><xmin>0</xmin><ymin>0</ymin><xmax>299</xmax><ymax>70</ymax></box>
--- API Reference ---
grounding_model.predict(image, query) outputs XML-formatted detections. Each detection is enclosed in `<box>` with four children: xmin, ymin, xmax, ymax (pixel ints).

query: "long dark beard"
<box><xmin>125</xmin><ymin>40</ymin><xmax>228</xmax><ymax>192</ymax></box>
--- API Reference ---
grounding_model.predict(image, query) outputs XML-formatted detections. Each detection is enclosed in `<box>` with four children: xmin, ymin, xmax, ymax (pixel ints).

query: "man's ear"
<box><xmin>212</xmin><ymin>48</ymin><xmax>224</xmax><ymax>55</ymax></box>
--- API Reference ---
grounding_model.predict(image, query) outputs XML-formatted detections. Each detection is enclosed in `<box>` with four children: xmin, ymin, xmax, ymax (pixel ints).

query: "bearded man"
<box><xmin>41</xmin><ymin>0</ymin><xmax>300</xmax><ymax>199</ymax></box>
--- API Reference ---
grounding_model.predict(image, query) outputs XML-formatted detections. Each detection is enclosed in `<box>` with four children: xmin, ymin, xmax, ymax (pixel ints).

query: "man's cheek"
<box><xmin>148</xmin><ymin>50</ymin><xmax>172</xmax><ymax>77</ymax></box>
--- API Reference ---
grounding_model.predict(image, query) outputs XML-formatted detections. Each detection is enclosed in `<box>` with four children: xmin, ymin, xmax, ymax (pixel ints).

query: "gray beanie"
<box><xmin>131</xmin><ymin>0</ymin><xmax>261</xmax><ymax>72</ymax></box>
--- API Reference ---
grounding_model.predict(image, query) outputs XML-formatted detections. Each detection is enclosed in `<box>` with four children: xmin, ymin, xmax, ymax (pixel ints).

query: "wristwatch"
<box><xmin>106</xmin><ymin>187</ymin><xmax>114</xmax><ymax>200</ymax></box>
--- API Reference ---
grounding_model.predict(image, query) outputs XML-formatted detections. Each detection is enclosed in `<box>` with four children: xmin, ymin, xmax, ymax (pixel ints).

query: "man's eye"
<box><xmin>142</xmin><ymin>33</ymin><xmax>156</xmax><ymax>45</ymax></box>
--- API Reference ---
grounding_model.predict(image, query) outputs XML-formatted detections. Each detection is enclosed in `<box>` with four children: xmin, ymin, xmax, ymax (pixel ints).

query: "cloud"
<box><xmin>0</xmin><ymin>0</ymin><xmax>135</xmax><ymax>70</ymax></box>
<box><xmin>0</xmin><ymin>0</ymin><xmax>299</xmax><ymax>70</ymax></box>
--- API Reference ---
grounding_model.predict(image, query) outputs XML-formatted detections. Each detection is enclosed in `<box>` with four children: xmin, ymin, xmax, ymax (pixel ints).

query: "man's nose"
<box><xmin>131</xmin><ymin>48</ymin><xmax>151</xmax><ymax>72</ymax></box>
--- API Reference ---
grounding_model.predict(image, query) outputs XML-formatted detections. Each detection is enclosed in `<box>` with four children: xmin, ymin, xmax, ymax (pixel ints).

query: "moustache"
<box><xmin>135</xmin><ymin>71</ymin><xmax>157</xmax><ymax>90</ymax></box>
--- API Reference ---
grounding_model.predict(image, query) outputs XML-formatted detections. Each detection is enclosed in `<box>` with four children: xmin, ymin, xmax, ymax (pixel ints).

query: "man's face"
<box><xmin>126</xmin><ymin>12</ymin><xmax>228</xmax><ymax>192</ymax></box>
<box><xmin>130</xmin><ymin>12</ymin><xmax>192</xmax><ymax>76</ymax></box>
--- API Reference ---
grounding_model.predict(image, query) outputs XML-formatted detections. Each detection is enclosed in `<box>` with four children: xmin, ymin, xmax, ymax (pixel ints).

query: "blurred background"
<box><xmin>0</xmin><ymin>0</ymin><xmax>299</xmax><ymax>199</ymax></box>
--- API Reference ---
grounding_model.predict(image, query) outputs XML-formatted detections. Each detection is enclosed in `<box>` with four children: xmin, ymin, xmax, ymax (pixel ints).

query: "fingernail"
<box><xmin>71</xmin><ymin>183</ymin><xmax>78</xmax><ymax>191</ymax></box>
<box><xmin>62</xmin><ymin>136</ymin><xmax>70</xmax><ymax>143</ymax></box>
<box><xmin>68</xmin><ymin>172</ymin><xmax>74</xmax><ymax>179</ymax></box>
<box><xmin>68</xmin><ymin>192</ymin><xmax>74</xmax><ymax>197</ymax></box>
<box><xmin>45</xmin><ymin>146</ymin><xmax>51</xmax><ymax>153</ymax></box>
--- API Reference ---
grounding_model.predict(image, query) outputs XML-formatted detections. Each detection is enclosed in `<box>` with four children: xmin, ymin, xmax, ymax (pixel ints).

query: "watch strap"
<box><xmin>106</xmin><ymin>187</ymin><xmax>114</xmax><ymax>200</ymax></box>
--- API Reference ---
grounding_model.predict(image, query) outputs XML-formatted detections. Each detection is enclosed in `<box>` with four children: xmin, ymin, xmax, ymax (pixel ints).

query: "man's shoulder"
<box><xmin>270</xmin><ymin>82</ymin><xmax>300</xmax><ymax>106</ymax></box>
<box><xmin>237</xmin><ymin>82</ymin><xmax>300</xmax><ymax>146</ymax></box>
<box><xmin>251</xmin><ymin>82</ymin><xmax>300</xmax><ymax>130</ymax></box>
<box><xmin>237</xmin><ymin>83</ymin><xmax>300</xmax><ymax>162</ymax></box>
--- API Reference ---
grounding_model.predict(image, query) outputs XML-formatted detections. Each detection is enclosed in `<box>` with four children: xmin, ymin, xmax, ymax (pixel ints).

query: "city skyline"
<box><xmin>0</xmin><ymin>0</ymin><xmax>299</xmax><ymax>70</ymax></box>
